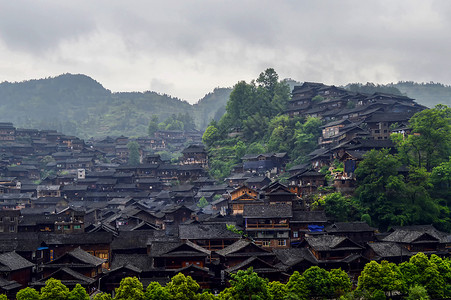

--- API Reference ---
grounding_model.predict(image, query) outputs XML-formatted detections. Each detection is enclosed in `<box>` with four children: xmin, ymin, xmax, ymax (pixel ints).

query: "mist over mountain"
<box><xmin>0</xmin><ymin>74</ymin><xmax>448</xmax><ymax>138</ymax></box>
<box><xmin>0</xmin><ymin>74</ymin><xmax>230</xmax><ymax>138</ymax></box>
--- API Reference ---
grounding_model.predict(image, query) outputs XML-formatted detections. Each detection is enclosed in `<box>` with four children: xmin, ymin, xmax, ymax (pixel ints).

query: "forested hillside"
<box><xmin>0</xmin><ymin>74</ymin><xmax>230</xmax><ymax>138</ymax></box>
<box><xmin>0</xmin><ymin>73</ymin><xmax>449</xmax><ymax>139</ymax></box>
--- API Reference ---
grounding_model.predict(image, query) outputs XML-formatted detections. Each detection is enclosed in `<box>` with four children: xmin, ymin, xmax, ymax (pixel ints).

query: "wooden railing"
<box><xmin>246</xmin><ymin>223</ymin><xmax>289</xmax><ymax>229</ymax></box>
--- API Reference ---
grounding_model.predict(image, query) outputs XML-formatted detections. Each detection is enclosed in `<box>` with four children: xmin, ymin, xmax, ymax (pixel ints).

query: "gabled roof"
<box><xmin>232</xmin><ymin>192</ymin><xmax>259</xmax><ymax>202</ymax></box>
<box><xmin>367</xmin><ymin>242</ymin><xmax>413</xmax><ymax>259</ymax></box>
<box><xmin>326</xmin><ymin>222</ymin><xmax>375</xmax><ymax>233</ymax></box>
<box><xmin>179</xmin><ymin>224</ymin><xmax>241</xmax><ymax>240</ymax></box>
<box><xmin>303</xmin><ymin>235</ymin><xmax>363</xmax><ymax>251</ymax></box>
<box><xmin>46</xmin><ymin>247</ymin><xmax>105</xmax><ymax>267</ymax></box>
<box><xmin>216</xmin><ymin>239</ymin><xmax>273</xmax><ymax>257</ymax></box>
<box><xmin>382</xmin><ymin>225</ymin><xmax>448</xmax><ymax>244</ymax></box>
<box><xmin>243</xmin><ymin>204</ymin><xmax>292</xmax><ymax>219</ymax></box>
<box><xmin>171</xmin><ymin>264</ymin><xmax>213</xmax><ymax>276</ymax></box>
<box><xmin>157</xmin><ymin>240</ymin><xmax>211</xmax><ymax>257</ymax></box>
<box><xmin>107</xmin><ymin>264</ymin><xmax>142</xmax><ymax>274</ymax></box>
<box><xmin>110</xmin><ymin>254</ymin><xmax>153</xmax><ymax>271</ymax></box>
<box><xmin>273</xmin><ymin>248</ymin><xmax>317</xmax><ymax>267</ymax></box>
<box><xmin>0</xmin><ymin>251</ymin><xmax>34</xmax><ymax>271</ymax></box>
<box><xmin>33</xmin><ymin>267</ymin><xmax>95</xmax><ymax>286</ymax></box>
<box><xmin>225</xmin><ymin>256</ymin><xmax>281</xmax><ymax>274</ymax></box>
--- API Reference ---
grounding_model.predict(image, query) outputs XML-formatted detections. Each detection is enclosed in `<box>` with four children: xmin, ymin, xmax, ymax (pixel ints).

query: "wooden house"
<box><xmin>178</xmin><ymin>224</ymin><xmax>241</xmax><ymax>251</ymax></box>
<box><xmin>215</xmin><ymin>239</ymin><xmax>276</xmax><ymax>268</ymax></box>
<box><xmin>325</xmin><ymin>222</ymin><xmax>376</xmax><ymax>245</ymax></box>
<box><xmin>0</xmin><ymin>251</ymin><xmax>34</xmax><ymax>287</ymax></box>
<box><xmin>229</xmin><ymin>185</ymin><xmax>261</xmax><ymax>215</ymax></box>
<box><xmin>243</xmin><ymin>204</ymin><xmax>292</xmax><ymax>249</ymax></box>
<box><xmin>181</xmin><ymin>144</ymin><xmax>208</xmax><ymax>168</ymax></box>
<box><xmin>41</xmin><ymin>247</ymin><xmax>105</xmax><ymax>279</ymax></box>
<box><xmin>297</xmin><ymin>235</ymin><xmax>367</xmax><ymax>272</ymax></box>
<box><xmin>382</xmin><ymin>225</ymin><xmax>449</xmax><ymax>254</ymax></box>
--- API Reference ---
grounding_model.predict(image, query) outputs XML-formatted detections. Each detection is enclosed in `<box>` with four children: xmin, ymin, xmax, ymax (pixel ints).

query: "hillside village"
<box><xmin>0</xmin><ymin>82</ymin><xmax>447</xmax><ymax>298</ymax></box>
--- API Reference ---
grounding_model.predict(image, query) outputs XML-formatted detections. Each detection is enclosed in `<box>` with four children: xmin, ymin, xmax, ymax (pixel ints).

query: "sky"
<box><xmin>0</xmin><ymin>1</ymin><xmax>450</xmax><ymax>104</ymax></box>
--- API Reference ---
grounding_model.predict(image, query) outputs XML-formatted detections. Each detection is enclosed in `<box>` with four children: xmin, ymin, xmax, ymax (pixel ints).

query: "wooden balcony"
<box><xmin>246</xmin><ymin>223</ymin><xmax>289</xmax><ymax>229</ymax></box>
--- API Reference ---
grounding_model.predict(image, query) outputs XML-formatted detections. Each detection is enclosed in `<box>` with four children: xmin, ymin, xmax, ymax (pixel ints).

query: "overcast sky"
<box><xmin>0</xmin><ymin>1</ymin><xmax>450</xmax><ymax>103</ymax></box>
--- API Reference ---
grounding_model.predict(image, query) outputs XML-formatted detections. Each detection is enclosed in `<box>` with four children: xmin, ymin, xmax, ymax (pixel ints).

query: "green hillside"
<box><xmin>0</xmin><ymin>74</ymin><xmax>230</xmax><ymax>138</ymax></box>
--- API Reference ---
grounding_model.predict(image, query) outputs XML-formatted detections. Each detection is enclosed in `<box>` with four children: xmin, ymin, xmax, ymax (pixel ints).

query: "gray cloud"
<box><xmin>0</xmin><ymin>0</ymin><xmax>450</xmax><ymax>102</ymax></box>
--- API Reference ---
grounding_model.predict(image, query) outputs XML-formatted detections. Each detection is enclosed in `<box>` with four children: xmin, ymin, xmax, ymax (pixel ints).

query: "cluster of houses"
<box><xmin>0</xmin><ymin>83</ymin><xmax>447</xmax><ymax>298</ymax></box>
<box><xmin>284</xmin><ymin>82</ymin><xmax>427</xmax><ymax>195</ymax></box>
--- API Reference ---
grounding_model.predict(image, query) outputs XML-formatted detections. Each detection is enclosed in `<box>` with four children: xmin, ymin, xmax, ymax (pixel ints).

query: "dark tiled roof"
<box><xmin>291</xmin><ymin>210</ymin><xmax>328</xmax><ymax>223</ymax></box>
<box><xmin>273</xmin><ymin>248</ymin><xmax>317</xmax><ymax>267</ymax></box>
<box><xmin>66</xmin><ymin>247</ymin><xmax>105</xmax><ymax>266</ymax></box>
<box><xmin>111</xmin><ymin>254</ymin><xmax>153</xmax><ymax>271</ymax></box>
<box><xmin>367</xmin><ymin>242</ymin><xmax>413</xmax><ymax>258</ymax></box>
<box><xmin>216</xmin><ymin>239</ymin><xmax>272</xmax><ymax>257</ymax></box>
<box><xmin>325</xmin><ymin>222</ymin><xmax>375</xmax><ymax>233</ymax></box>
<box><xmin>225</xmin><ymin>256</ymin><xmax>281</xmax><ymax>274</ymax></box>
<box><xmin>304</xmin><ymin>235</ymin><xmax>363</xmax><ymax>251</ymax></box>
<box><xmin>0</xmin><ymin>251</ymin><xmax>34</xmax><ymax>271</ymax></box>
<box><xmin>382</xmin><ymin>225</ymin><xmax>448</xmax><ymax>244</ymax></box>
<box><xmin>243</xmin><ymin>204</ymin><xmax>292</xmax><ymax>218</ymax></box>
<box><xmin>111</xmin><ymin>230</ymin><xmax>166</xmax><ymax>250</ymax></box>
<box><xmin>178</xmin><ymin>224</ymin><xmax>241</xmax><ymax>240</ymax></box>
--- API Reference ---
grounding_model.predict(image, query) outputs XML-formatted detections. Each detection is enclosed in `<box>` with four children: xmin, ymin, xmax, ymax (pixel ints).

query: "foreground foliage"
<box><xmin>4</xmin><ymin>253</ymin><xmax>450</xmax><ymax>299</ymax></box>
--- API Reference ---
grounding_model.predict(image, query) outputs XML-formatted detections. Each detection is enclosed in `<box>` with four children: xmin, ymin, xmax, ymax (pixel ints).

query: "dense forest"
<box><xmin>8</xmin><ymin>253</ymin><xmax>451</xmax><ymax>299</ymax></box>
<box><xmin>0</xmin><ymin>73</ymin><xmax>450</xmax><ymax>139</ymax></box>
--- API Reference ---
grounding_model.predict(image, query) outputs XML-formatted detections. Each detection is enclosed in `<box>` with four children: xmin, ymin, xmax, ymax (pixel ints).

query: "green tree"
<box><xmin>68</xmin><ymin>284</ymin><xmax>89</xmax><ymax>300</ymax></box>
<box><xmin>285</xmin><ymin>271</ymin><xmax>308</xmax><ymax>300</ymax></box>
<box><xmin>202</xmin><ymin>125</ymin><xmax>220</xmax><ymax>147</ymax></box>
<box><xmin>393</xmin><ymin>105</ymin><xmax>451</xmax><ymax>171</ymax></box>
<box><xmin>399</xmin><ymin>253</ymin><xmax>450</xmax><ymax>299</ymax></box>
<box><xmin>357</xmin><ymin>260</ymin><xmax>404</xmax><ymax>297</ymax></box>
<box><xmin>302</xmin><ymin>266</ymin><xmax>332</xmax><ymax>299</ymax></box>
<box><xmin>329</xmin><ymin>268</ymin><xmax>351</xmax><ymax>297</ymax></box>
<box><xmin>165</xmin><ymin>273</ymin><xmax>200</xmax><ymax>300</ymax></box>
<box><xmin>267</xmin><ymin>281</ymin><xmax>287</xmax><ymax>300</ymax></box>
<box><xmin>197</xmin><ymin>196</ymin><xmax>209</xmax><ymax>208</ymax></box>
<box><xmin>16</xmin><ymin>287</ymin><xmax>40</xmax><ymax>300</ymax></box>
<box><xmin>127</xmin><ymin>141</ymin><xmax>141</xmax><ymax>166</ymax></box>
<box><xmin>320</xmin><ymin>192</ymin><xmax>363</xmax><ymax>222</ymax></box>
<box><xmin>145</xmin><ymin>282</ymin><xmax>169</xmax><ymax>300</ymax></box>
<box><xmin>40</xmin><ymin>278</ymin><xmax>70</xmax><ymax>300</ymax></box>
<box><xmin>148</xmin><ymin>115</ymin><xmax>159</xmax><ymax>136</ymax></box>
<box><xmin>406</xmin><ymin>285</ymin><xmax>429</xmax><ymax>300</ymax></box>
<box><xmin>114</xmin><ymin>277</ymin><xmax>144</xmax><ymax>300</ymax></box>
<box><xmin>226</xmin><ymin>268</ymin><xmax>270</xmax><ymax>300</ymax></box>
<box><xmin>355</xmin><ymin>149</ymin><xmax>406</xmax><ymax>230</ymax></box>
<box><xmin>93</xmin><ymin>293</ymin><xmax>113</xmax><ymax>300</ymax></box>
<box><xmin>0</xmin><ymin>295</ymin><xmax>6</xmax><ymax>300</ymax></box>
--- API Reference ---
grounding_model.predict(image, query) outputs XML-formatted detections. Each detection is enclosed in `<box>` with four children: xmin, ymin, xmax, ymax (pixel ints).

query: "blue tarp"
<box><xmin>37</xmin><ymin>247</ymin><xmax>48</xmax><ymax>250</ymax></box>
<box><xmin>308</xmin><ymin>225</ymin><xmax>324</xmax><ymax>232</ymax></box>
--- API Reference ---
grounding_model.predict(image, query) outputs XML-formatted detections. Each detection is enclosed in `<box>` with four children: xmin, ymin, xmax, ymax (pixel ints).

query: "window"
<box><xmin>374</xmin><ymin>130</ymin><xmax>380</xmax><ymax>133</ymax></box>
<box><xmin>262</xmin><ymin>240</ymin><xmax>271</xmax><ymax>247</ymax></box>
<box><xmin>293</xmin><ymin>231</ymin><xmax>299</xmax><ymax>238</ymax></box>
<box><xmin>9</xmin><ymin>225</ymin><xmax>15</xmax><ymax>232</ymax></box>
<box><xmin>97</xmin><ymin>252</ymin><xmax>108</xmax><ymax>259</ymax></box>
<box><xmin>63</xmin><ymin>225</ymin><xmax>69</xmax><ymax>230</ymax></box>
<box><xmin>278</xmin><ymin>239</ymin><xmax>286</xmax><ymax>247</ymax></box>
<box><xmin>10</xmin><ymin>217</ymin><xmax>15</xmax><ymax>222</ymax></box>
<box><xmin>74</xmin><ymin>225</ymin><xmax>81</xmax><ymax>230</ymax></box>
